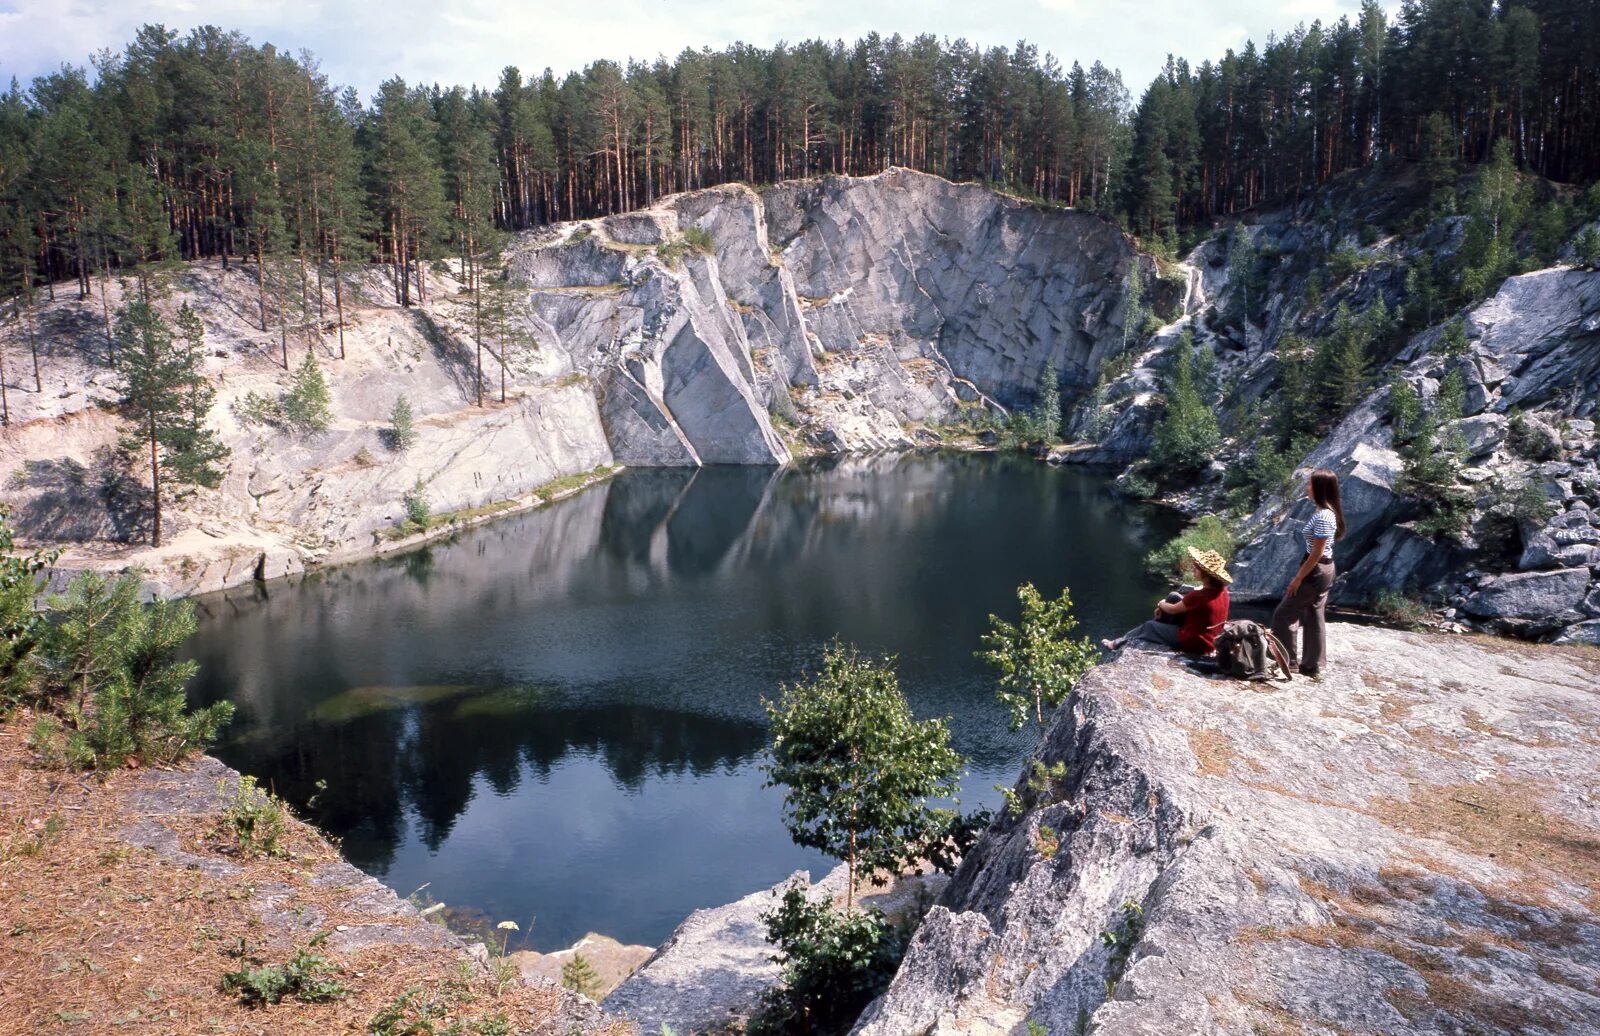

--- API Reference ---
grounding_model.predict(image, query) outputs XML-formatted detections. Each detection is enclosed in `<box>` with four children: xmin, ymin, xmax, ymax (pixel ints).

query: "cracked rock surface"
<box><xmin>856</xmin><ymin>626</ymin><xmax>1600</xmax><ymax>1035</ymax></box>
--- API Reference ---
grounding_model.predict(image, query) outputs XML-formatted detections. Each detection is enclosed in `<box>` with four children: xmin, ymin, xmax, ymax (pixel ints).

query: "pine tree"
<box><xmin>387</xmin><ymin>394</ymin><xmax>417</xmax><ymax>452</ymax></box>
<box><xmin>40</xmin><ymin>571</ymin><xmax>233</xmax><ymax>768</ymax></box>
<box><xmin>282</xmin><ymin>350</ymin><xmax>333</xmax><ymax>437</ymax></box>
<box><xmin>113</xmin><ymin>300</ymin><xmax>229</xmax><ymax>547</ymax></box>
<box><xmin>1036</xmin><ymin>361</ymin><xmax>1062</xmax><ymax>444</ymax></box>
<box><xmin>560</xmin><ymin>953</ymin><xmax>602</xmax><ymax>999</ymax></box>
<box><xmin>1150</xmin><ymin>331</ymin><xmax>1220</xmax><ymax>479</ymax></box>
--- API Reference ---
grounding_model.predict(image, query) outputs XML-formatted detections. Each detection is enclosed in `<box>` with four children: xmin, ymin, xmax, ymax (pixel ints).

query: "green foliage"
<box><xmin>283</xmin><ymin>351</ymin><xmax>334</xmax><ymax>437</ymax></box>
<box><xmin>1100</xmin><ymin>899</ymin><xmax>1146</xmax><ymax>996</ymax></box>
<box><xmin>1477</xmin><ymin>475</ymin><xmax>1558</xmax><ymax>564</ymax></box>
<box><xmin>763</xmin><ymin>644</ymin><xmax>967</xmax><ymax>905</ymax></box>
<box><xmin>1036</xmin><ymin>362</ymin><xmax>1062</xmax><ymax>445</ymax></box>
<box><xmin>1392</xmin><ymin>372</ymin><xmax>1473</xmax><ymax>540</ymax></box>
<box><xmin>1506</xmin><ymin>409</ymin><xmax>1560</xmax><ymax>461</ymax></box>
<box><xmin>367</xmin><ymin>987</ymin><xmax>447</xmax><ymax>1035</ymax></box>
<box><xmin>1369</xmin><ymin>589</ymin><xmax>1427</xmax><ymax>625</ymax></box>
<box><xmin>1437</xmin><ymin>318</ymin><xmax>1470</xmax><ymax>357</ymax></box>
<box><xmin>221</xmin><ymin>933</ymin><xmax>348</xmax><ymax>1006</ymax></box>
<box><xmin>1457</xmin><ymin>139</ymin><xmax>1531</xmax><ymax>303</ymax></box>
<box><xmin>1310</xmin><ymin>303</ymin><xmax>1379</xmax><ymax>417</ymax></box>
<box><xmin>998</xmin><ymin>758</ymin><xmax>1071</xmax><ymax>818</ymax></box>
<box><xmin>1150</xmin><ymin>332</ymin><xmax>1220</xmax><ymax>480</ymax></box>
<box><xmin>221</xmin><ymin>775</ymin><xmax>290</xmax><ymax>858</ymax></box>
<box><xmin>560</xmin><ymin>953</ymin><xmax>602</xmax><ymax>999</ymax></box>
<box><xmin>403</xmin><ymin>479</ymin><xmax>432</xmax><ymax>530</ymax></box>
<box><xmin>36</xmin><ymin>571</ymin><xmax>233</xmax><ymax>770</ymax></box>
<box><xmin>1575</xmin><ymin>225</ymin><xmax>1600</xmax><ymax>266</ymax></box>
<box><xmin>1224</xmin><ymin>436</ymin><xmax>1312</xmax><ymax>514</ymax></box>
<box><xmin>1327</xmin><ymin>245</ymin><xmax>1373</xmax><ymax>282</ymax></box>
<box><xmin>0</xmin><ymin>508</ymin><xmax>56</xmax><ymax>711</ymax></box>
<box><xmin>977</xmin><ymin>584</ymin><xmax>1098</xmax><ymax>731</ymax></box>
<box><xmin>1223</xmin><ymin>229</ymin><xmax>1263</xmax><ymax>329</ymax></box>
<box><xmin>387</xmin><ymin>395</ymin><xmax>418</xmax><ymax>452</ymax></box>
<box><xmin>1121</xmin><ymin>261</ymin><xmax>1147</xmax><ymax>352</ymax></box>
<box><xmin>1144</xmin><ymin>514</ymin><xmax>1236</xmax><ymax>581</ymax></box>
<box><xmin>747</xmin><ymin>885</ymin><xmax>906</xmax><ymax>1036</ymax></box>
<box><xmin>680</xmin><ymin>225</ymin><xmax>715</xmax><ymax>253</ymax></box>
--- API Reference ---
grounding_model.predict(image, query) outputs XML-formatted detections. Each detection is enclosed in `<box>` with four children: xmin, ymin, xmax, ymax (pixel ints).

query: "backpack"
<box><xmin>1213</xmin><ymin>620</ymin><xmax>1294</xmax><ymax>681</ymax></box>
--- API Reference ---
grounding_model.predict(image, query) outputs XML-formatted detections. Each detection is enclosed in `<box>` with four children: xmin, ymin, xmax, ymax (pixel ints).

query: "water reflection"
<box><xmin>187</xmin><ymin>453</ymin><xmax>1180</xmax><ymax>949</ymax></box>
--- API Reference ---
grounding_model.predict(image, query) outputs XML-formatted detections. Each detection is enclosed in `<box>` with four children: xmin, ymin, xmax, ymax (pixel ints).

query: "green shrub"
<box><xmin>1119</xmin><ymin>469</ymin><xmax>1158</xmax><ymax>500</ymax></box>
<box><xmin>746</xmin><ymin>886</ymin><xmax>906</xmax><ymax>1036</ymax></box>
<box><xmin>1506</xmin><ymin>409</ymin><xmax>1560</xmax><ymax>461</ymax></box>
<box><xmin>1327</xmin><ymin>245</ymin><xmax>1372</xmax><ymax>281</ymax></box>
<box><xmin>681</xmin><ymin>225</ymin><xmax>715</xmax><ymax>253</ymax></box>
<box><xmin>1150</xmin><ymin>333</ymin><xmax>1220</xmax><ymax>481</ymax></box>
<box><xmin>763</xmin><ymin>644</ymin><xmax>969</xmax><ymax>906</ymax></box>
<box><xmin>283</xmin><ymin>352</ymin><xmax>333</xmax><ymax>437</ymax></box>
<box><xmin>37</xmin><ymin>572</ymin><xmax>233</xmax><ymax>770</ymax></box>
<box><xmin>221</xmin><ymin>933</ymin><xmax>348</xmax><ymax>1006</ymax></box>
<box><xmin>0</xmin><ymin>509</ymin><xmax>54</xmax><ymax>712</ymax></box>
<box><xmin>402</xmin><ymin>480</ymin><xmax>432</xmax><ymax>530</ymax></box>
<box><xmin>1144</xmin><ymin>514</ymin><xmax>1237</xmax><ymax>582</ymax></box>
<box><xmin>1393</xmin><ymin>370</ymin><xmax>1473</xmax><ymax>540</ymax></box>
<box><xmin>1575</xmin><ymin>225</ymin><xmax>1600</xmax><ymax>266</ymax></box>
<box><xmin>561</xmin><ymin>953</ymin><xmax>602</xmax><ymax>999</ymax></box>
<box><xmin>977</xmin><ymin>583</ymin><xmax>1098</xmax><ymax>731</ymax></box>
<box><xmin>221</xmin><ymin>775</ymin><xmax>290</xmax><ymax>858</ymax></box>
<box><xmin>1369</xmin><ymin>589</ymin><xmax>1427</xmax><ymax>625</ymax></box>
<box><xmin>387</xmin><ymin>395</ymin><xmax>417</xmax><ymax>453</ymax></box>
<box><xmin>1224</xmin><ymin>437</ymin><xmax>1311</xmax><ymax>513</ymax></box>
<box><xmin>1477</xmin><ymin>475</ymin><xmax>1558</xmax><ymax>564</ymax></box>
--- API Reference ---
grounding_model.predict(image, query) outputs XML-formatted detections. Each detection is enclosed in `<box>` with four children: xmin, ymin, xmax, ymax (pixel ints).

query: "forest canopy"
<box><xmin>1</xmin><ymin>0</ymin><xmax>1598</xmax><ymax>301</ymax></box>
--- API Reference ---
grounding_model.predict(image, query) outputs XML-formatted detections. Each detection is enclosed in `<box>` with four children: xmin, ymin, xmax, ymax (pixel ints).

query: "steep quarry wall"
<box><xmin>857</xmin><ymin>628</ymin><xmax>1600</xmax><ymax>1035</ymax></box>
<box><xmin>1066</xmin><ymin>168</ymin><xmax>1600</xmax><ymax>645</ymax></box>
<box><xmin>0</xmin><ymin>169</ymin><xmax>1141</xmax><ymax>594</ymax></box>
<box><xmin>516</xmin><ymin>168</ymin><xmax>1143</xmax><ymax>459</ymax></box>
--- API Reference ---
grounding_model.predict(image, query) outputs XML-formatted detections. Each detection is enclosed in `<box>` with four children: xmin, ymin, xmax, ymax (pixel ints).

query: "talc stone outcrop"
<box><xmin>0</xmin><ymin>169</ymin><xmax>1145</xmax><ymax>597</ymax></box>
<box><xmin>854</xmin><ymin>626</ymin><xmax>1600</xmax><ymax>1035</ymax></box>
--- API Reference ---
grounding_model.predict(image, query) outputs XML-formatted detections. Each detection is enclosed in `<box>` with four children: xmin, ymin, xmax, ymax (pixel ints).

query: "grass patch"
<box><xmin>1144</xmin><ymin>514</ymin><xmax>1237</xmax><ymax>581</ymax></box>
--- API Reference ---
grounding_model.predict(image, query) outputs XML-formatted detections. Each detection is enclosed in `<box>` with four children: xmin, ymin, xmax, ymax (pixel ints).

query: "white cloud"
<box><xmin>0</xmin><ymin>0</ymin><xmax>1389</xmax><ymax>98</ymax></box>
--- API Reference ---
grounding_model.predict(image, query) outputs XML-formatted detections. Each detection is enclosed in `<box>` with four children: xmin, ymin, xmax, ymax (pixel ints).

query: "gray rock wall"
<box><xmin>509</xmin><ymin>169</ymin><xmax>1142</xmax><ymax>461</ymax></box>
<box><xmin>857</xmin><ymin>627</ymin><xmax>1600</xmax><ymax>1034</ymax></box>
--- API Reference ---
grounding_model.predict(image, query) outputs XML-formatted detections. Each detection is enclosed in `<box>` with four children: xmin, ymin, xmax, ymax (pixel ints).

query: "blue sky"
<box><xmin>0</xmin><ymin>0</ymin><xmax>1383</xmax><ymax>99</ymax></box>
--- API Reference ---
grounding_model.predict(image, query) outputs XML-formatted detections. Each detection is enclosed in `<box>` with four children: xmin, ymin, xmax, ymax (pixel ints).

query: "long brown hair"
<box><xmin>1310</xmin><ymin>468</ymin><xmax>1346</xmax><ymax>541</ymax></box>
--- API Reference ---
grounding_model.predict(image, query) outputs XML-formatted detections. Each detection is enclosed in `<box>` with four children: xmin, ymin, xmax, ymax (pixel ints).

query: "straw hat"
<box><xmin>1186</xmin><ymin>546</ymin><xmax>1233</xmax><ymax>585</ymax></box>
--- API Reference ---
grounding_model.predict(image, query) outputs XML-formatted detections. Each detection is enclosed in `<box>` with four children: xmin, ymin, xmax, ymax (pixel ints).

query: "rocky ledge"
<box><xmin>860</xmin><ymin>625</ymin><xmax>1600</xmax><ymax>1034</ymax></box>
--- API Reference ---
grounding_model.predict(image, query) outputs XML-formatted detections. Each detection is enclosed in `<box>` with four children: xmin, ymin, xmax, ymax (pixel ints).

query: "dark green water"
<box><xmin>187</xmin><ymin>453</ymin><xmax>1180</xmax><ymax>951</ymax></box>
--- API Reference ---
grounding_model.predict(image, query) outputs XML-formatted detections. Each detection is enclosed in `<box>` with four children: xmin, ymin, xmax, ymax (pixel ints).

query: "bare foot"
<box><xmin>1101</xmin><ymin>638</ymin><xmax>1120</xmax><ymax>650</ymax></box>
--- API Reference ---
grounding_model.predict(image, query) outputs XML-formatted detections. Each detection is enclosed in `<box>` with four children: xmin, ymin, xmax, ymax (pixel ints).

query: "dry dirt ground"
<box><xmin>0</xmin><ymin>717</ymin><xmax>628</xmax><ymax>1036</ymax></box>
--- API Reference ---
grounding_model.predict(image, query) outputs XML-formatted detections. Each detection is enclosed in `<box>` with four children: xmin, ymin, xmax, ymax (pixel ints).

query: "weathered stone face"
<box><xmin>856</xmin><ymin>628</ymin><xmax>1600</xmax><ymax>1034</ymax></box>
<box><xmin>1464</xmin><ymin>567</ymin><xmax>1593</xmax><ymax>619</ymax></box>
<box><xmin>510</xmin><ymin>169</ymin><xmax>1141</xmax><ymax>462</ymax></box>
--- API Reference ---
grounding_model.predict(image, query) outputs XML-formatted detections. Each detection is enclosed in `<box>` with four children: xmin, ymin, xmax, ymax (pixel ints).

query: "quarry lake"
<box><xmin>186</xmin><ymin>453</ymin><xmax>1182</xmax><ymax>951</ymax></box>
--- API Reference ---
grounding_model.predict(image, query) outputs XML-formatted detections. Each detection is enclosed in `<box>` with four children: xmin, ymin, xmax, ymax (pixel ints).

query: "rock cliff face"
<box><xmin>856</xmin><ymin>628</ymin><xmax>1600</xmax><ymax>1035</ymax></box>
<box><xmin>1227</xmin><ymin>267</ymin><xmax>1600</xmax><ymax>641</ymax></box>
<box><xmin>515</xmin><ymin>168</ymin><xmax>1142</xmax><ymax>460</ymax></box>
<box><xmin>1063</xmin><ymin>165</ymin><xmax>1600</xmax><ymax>643</ymax></box>
<box><xmin>0</xmin><ymin>169</ymin><xmax>1142</xmax><ymax>595</ymax></box>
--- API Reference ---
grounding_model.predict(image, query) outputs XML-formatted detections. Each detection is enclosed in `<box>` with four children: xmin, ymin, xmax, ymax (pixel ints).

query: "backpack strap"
<box><xmin>1261</xmin><ymin>630</ymin><xmax>1295</xmax><ymax>682</ymax></box>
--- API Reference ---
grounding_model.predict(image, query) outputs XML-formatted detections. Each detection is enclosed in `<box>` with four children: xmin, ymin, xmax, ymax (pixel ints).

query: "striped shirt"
<box><xmin>1303</xmin><ymin>507</ymin><xmax>1337</xmax><ymax>560</ymax></box>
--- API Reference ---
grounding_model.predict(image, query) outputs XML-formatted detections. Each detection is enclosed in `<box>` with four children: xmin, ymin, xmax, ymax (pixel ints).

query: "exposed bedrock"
<box><xmin>512</xmin><ymin>168</ymin><xmax>1144</xmax><ymax>460</ymax></box>
<box><xmin>1229</xmin><ymin>267</ymin><xmax>1600</xmax><ymax>631</ymax></box>
<box><xmin>855</xmin><ymin>627</ymin><xmax>1600</xmax><ymax>1035</ymax></box>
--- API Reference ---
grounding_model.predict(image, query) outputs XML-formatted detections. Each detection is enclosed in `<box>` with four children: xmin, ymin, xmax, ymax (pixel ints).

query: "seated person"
<box><xmin>1101</xmin><ymin>548</ymin><xmax>1231</xmax><ymax>655</ymax></box>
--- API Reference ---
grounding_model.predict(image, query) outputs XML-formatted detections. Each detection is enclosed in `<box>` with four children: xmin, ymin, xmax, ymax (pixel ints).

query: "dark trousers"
<box><xmin>1271</xmin><ymin>558</ymin><xmax>1334</xmax><ymax>674</ymax></box>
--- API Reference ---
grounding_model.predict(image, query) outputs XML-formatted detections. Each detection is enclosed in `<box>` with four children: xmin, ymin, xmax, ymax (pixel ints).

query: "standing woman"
<box><xmin>1272</xmin><ymin>468</ymin><xmax>1345</xmax><ymax>679</ymax></box>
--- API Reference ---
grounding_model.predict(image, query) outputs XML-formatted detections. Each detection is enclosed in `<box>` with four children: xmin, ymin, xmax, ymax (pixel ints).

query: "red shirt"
<box><xmin>1178</xmin><ymin>586</ymin><xmax>1230</xmax><ymax>654</ymax></box>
